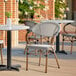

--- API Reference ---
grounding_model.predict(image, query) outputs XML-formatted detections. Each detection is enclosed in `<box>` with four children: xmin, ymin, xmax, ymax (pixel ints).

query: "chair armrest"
<box><xmin>63</xmin><ymin>23</ymin><xmax>71</xmax><ymax>34</ymax></box>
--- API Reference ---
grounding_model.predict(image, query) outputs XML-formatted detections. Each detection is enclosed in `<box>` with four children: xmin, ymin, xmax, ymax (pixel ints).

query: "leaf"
<box><xmin>55</xmin><ymin>0</ymin><xmax>66</xmax><ymax>18</ymax></box>
<box><xmin>5</xmin><ymin>12</ymin><xmax>11</xmax><ymax>18</ymax></box>
<box><xmin>19</xmin><ymin>0</ymin><xmax>45</xmax><ymax>20</ymax></box>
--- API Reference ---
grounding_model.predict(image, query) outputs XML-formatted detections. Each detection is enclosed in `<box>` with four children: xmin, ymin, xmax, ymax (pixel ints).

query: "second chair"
<box><xmin>62</xmin><ymin>22</ymin><xmax>76</xmax><ymax>54</ymax></box>
<box><xmin>25</xmin><ymin>22</ymin><xmax>60</xmax><ymax>73</ymax></box>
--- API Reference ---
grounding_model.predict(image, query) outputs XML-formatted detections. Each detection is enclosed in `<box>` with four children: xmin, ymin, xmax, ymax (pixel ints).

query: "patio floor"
<box><xmin>0</xmin><ymin>43</ymin><xmax>76</xmax><ymax>76</ymax></box>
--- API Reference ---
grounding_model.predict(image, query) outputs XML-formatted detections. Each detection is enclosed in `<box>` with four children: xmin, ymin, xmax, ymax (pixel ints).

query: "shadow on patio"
<box><xmin>1</xmin><ymin>42</ymin><xmax>76</xmax><ymax>76</ymax></box>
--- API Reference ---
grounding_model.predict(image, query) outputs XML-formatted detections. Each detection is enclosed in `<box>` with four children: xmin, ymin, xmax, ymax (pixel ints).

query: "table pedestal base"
<box><xmin>56</xmin><ymin>50</ymin><xmax>67</xmax><ymax>55</ymax></box>
<box><xmin>0</xmin><ymin>65</ymin><xmax>21</xmax><ymax>71</ymax></box>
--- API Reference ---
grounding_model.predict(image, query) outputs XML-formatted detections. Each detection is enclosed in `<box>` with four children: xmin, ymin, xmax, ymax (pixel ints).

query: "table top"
<box><xmin>41</xmin><ymin>19</ymin><xmax>75</xmax><ymax>24</ymax></box>
<box><xmin>0</xmin><ymin>25</ymin><xmax>30</xmax><ymax>31</ymax></box>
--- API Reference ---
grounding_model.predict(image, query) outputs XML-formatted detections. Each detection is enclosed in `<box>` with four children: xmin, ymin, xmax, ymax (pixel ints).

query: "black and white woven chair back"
<box><xmin>32</xmin><ymin>22</ymin><xmax>60</xmax><ymax>37</ymax></box>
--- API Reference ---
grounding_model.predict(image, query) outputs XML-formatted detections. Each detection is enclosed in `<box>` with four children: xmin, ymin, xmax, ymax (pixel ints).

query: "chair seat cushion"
<box><xmin>62</xmin><ymin>33</ymin><xmax>76</xmax><ymax>37</ymax></box>
<box><xmin>27</xmin><ymin>44</ymin><xmax>54</xmax><ymax>50</ymax></box>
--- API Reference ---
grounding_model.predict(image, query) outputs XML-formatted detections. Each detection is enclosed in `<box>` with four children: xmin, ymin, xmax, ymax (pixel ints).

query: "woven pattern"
<box><xmin>24</xmin><ymin>20</ymin><xmax>37</xmax><ymax>30</ymax></box>
<box><xmin>62</xmin><ymin>22</ymin><xmax>76</xmax><ymax>54</ymax></box>
<box><xmin>32</xmin><ymin>22</ymin><xmax>60</xmax><ymax>37</ymax></box>
<box><xmin>63</xmin><ymin>23</ymin><xmax>76</xmax><ymax>34</ymax></box>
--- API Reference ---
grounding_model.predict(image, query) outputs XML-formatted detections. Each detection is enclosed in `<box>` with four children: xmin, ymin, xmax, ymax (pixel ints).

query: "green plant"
<box><xmin>5</xmin><ymin>12</ymin><xmax>11</xmax><ymax>18</ymax></box>
<box><xmin>55</xmin><ymin>0</ymin><xmax>66</xmax><ymax>19</ymax></box>
<box><xmin>19</xmin><ymin>0</ymin><xmax>44</xmax><ymax>23</ymax></box>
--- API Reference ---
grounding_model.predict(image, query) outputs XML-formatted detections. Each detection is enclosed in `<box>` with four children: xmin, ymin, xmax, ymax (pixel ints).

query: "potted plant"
<box><xmin>5</xmin><ymin>12</ymin><xmax>12</xmax><ymax>27</ymax></box>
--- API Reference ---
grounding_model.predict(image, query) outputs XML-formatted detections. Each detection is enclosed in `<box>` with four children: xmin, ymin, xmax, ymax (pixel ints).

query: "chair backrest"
<box><xmin>32</xmin><ymin>22</ymin><xmax>60</xmax><ymax>37</ymax></box>
<box><xmin>63</xmin><ymin>22</ymin><xmax>76</xmax><ymax>34</ymax></box>
<box><xmin>71</xmin><ymin>22</ymin><xmax>76</xmax><ymax>27</ymax></box>
<box><xmin>24</xmin><ymin>20</ymin><xmax>38</xmax><ymax>43</ymax></box>
<box><xmin>24</xmin><ymin>20</ymin><xmax>37</xmax><ymax>29</ymax></box>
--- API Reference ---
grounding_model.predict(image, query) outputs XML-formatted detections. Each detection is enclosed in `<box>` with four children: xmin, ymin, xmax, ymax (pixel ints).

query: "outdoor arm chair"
<box><xmin>24</xmin><ymin>20</ymin><xmax>39</xmax><ymax>54</ymax></box>
<box><xmin>26</xmin><ymin>22</ymin><xmax>60</xmax><ymax>73</ymax></box>
<box><xmin>62</xmin><ymin>22</ymin><xmax>76</xmax><ymax>54</ymax></box>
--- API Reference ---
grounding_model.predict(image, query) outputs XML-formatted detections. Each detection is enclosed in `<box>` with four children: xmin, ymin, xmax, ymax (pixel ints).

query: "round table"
<box><xmin>0</xmin><ymin>25</ymin><xmax>29</xmax><ymax>71</ymax></box>
<box><xmin>41</xmin><ymin>19</ymin><xmax>75</xmax><ymax>24</ymax></box>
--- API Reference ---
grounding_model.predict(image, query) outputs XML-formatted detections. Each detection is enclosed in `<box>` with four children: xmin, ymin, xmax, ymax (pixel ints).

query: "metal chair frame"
<box><xmin>62</xmin><ymin>23</ymin><xmax>76</xmax><ymax>54</ymax></box>
<box><xmin>25</xmin><ymin>22</ymin><xmax>60</xmax><ymax>73</ymax></box>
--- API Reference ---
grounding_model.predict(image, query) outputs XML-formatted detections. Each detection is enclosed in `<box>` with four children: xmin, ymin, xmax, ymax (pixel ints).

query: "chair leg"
<box><xmin>26</xmin><ymin>48</ymin><xmax>29</xmax><ymax>71</ymax></box>
<box><xmin>70</xmin><ymin>41</ymin><xmax>73</xmax><ymax>54</ymax></box>
<box><xmin>35</xmin><ymin>49</ymin><xmax>37</xmax><ymax>56</ymax></box>
<box><xmin>0</xmin><ymin>44</ymin><xmax>3</xmax><ymax>64</ymax></box>
<box><xmin>39</xmin><ymin>50</ymin><xmax>42</xmax><ymax>66</ymax></box>
<box><xmin>53</xmin><ymin>51</ymin><xmax>60</xmax><ymax>68</ymax></box>
<box><xmin>24</xmin><ymin>47</ymin><xmax>26</xmax><ymax>54</ymax></box>
<box><xmin>45</xmin><ymin>50</ymin><xmax>48</xmax><ymax>73</ymax></box>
